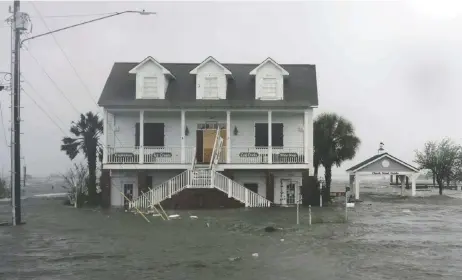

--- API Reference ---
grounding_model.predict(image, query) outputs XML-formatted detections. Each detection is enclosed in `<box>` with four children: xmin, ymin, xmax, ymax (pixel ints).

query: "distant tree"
<box><xmin>314</xmin><ymin>113</ymin><xmax>361</xmax><ymax>203</ymax></box>
<box><xmin>61</xmin><ymin>112</ymin><xmax>103</xmax><ymax>206</ymax></box>
<box><xmin>0</xmin><ymin>177</ymin><xmax>9</xmax><ymax>199</ymax></box>
<box><xmin>414</xmin><ymin>138</ymin><xmax>461</xmax><ymax>195</ymax></box>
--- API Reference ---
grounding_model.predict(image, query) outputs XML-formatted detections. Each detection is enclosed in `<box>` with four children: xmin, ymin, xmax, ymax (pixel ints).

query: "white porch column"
<box><xmin>304</xmin><ymin>109</ymin><xmax>313</xmax><ymax>167</ymax></box>
<box><xmin>103</xmin><ymin>108</ymin><xmax>108</xmax><ymax>164</ymax></box>
<box><xmin>226</xmin><ymin>111</ymin><xmax>231</xmax><ymax>163</ymax></box>
<box><xmin>411</xmin><ymin>173</ymin><xmax>417</xmax><ymax>196</ymax></box>
<box><xmin>355</xmin><ymin>175</ymin><xmax>360</xmax><ymax>200</ymax></box>
<box><xmin>181</xmin><ymin>110</ymin><xmax>185</xmax><ymax>163</ymax></box>
<box><xmin>400</xmin><ymin>175</ymin><xmax>405</xmax><ymax>196</ymax></box>
<box><xmin>268</xmin><ymin>110</ymin><xmax>272</xmax><ymax>164</ymax></box>
<box><xmin>139</xmin><ymin>110</ymin><xmax>144</xmax><ymax>164</ymax></box>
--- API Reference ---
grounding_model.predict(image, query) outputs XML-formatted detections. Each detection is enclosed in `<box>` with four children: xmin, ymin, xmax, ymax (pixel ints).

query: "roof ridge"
<box><xmin>112</xmin><ymin>61</ymin><xmax>315</xmax><ymax>66</ymax></box>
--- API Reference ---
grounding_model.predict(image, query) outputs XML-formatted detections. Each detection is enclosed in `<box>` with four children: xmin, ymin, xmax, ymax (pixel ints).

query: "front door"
<box><xmin>123</xmin><ymin>183</ymin><xmax>134</xmax><ymax>209</ymax></box>
<box><xmin>280</xmin><ymin>179</ymin><xmax>297</xmax><ymax>205</ymax></box>
<box><xmin>286</xmin><ymin>183</ymin><xmax>296</xmax><ymax>205</ymax></box>
<box><xmin>197</xmin><ymin>128</ymin><xmax>227</xmax><ymax>164</ymax></box>
<box><xmin>203</xmin><ymin>129</ymin><xmax>216</xmax><ymax>164</ymax></box>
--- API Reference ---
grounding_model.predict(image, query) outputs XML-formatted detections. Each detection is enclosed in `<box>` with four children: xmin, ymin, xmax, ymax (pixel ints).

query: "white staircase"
<box><xmin>129</xmin><ymin>128</ymin><xmax>272</xmax><ymax>211</ymax></box>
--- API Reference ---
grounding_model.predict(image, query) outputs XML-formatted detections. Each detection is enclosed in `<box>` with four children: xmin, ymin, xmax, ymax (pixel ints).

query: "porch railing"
<box><xmin>107</xmin><ymin>146</ymin><xmax>306</xmax><ymax>164</ymax></box>
<box><xmin>228</xmin><ymin>146</ymin><xmax>305</xmax><ymax>164</ymax></box>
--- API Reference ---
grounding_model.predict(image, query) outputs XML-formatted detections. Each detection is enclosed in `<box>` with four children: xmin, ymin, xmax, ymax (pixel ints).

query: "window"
<box><xmin>243</xmin><ymin>183</ymin><xmax>259</xmax><ymax>193</ymax></box>
<box><xmin>135</xmin><ymin>123</ymin><xmax>164</xmax><ymax>146</ymax></box>
<box><xmin>204</xmin><ymin>77</ymin><xmax>219</xmax><ymax>98</ymax></box>
<box><xmin>143</xmin><ymin>77</ymin><xmax>158</xmax><ymax>98</ymax></box>
<box><xmin>262</xmin><ymin>78</ymin><xmax>277</xmax><ymax>97</ymax></box>
<box><xmin>255</xmin><ymin>123</ymin><xmax>284</xmax><ymax>147</ymax></box>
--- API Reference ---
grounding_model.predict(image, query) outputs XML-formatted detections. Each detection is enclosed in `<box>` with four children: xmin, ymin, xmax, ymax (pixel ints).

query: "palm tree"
<box><xmin>314</xmin><ymin>113</ymin><xmax>361</xmax><ymax>203</ymax></box>
<box><xmin>61</xmin><ymin>112</ymin><xmax>103</xmax><ymax>206</ymax></box>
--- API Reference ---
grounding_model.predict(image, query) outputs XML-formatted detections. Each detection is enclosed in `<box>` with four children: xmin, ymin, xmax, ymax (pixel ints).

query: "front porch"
<box><xmin>103</xmin><ymin>110</ymin><xmax>313</xmax><ymax>168</ymax></box>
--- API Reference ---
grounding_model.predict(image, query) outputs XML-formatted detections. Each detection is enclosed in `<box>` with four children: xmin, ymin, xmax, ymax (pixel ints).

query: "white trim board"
<box><xmin>348</xmin><ymin>153</ymin><xmax>419</xmax><ymax>173</ymax></box>
<box><xmin>128</xmin><ymin>56</ymin><xmax>175</xmax><ymax>78</ymax></box>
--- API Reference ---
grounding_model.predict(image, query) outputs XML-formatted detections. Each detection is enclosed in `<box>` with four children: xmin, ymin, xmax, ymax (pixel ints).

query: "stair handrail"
<box><xmin>191</xmin><ymin>147</ymin><xmax>197</xmax><ymax>170</ymax></box>
<box><xmin>212</xmin><ymin>171</ymin><xmax>272</xmax><ymax>207</ymax></box>
<box><xmin>209</xmin><ymin>127</ymin><xmax>221</xmax><ymax>169</ymax></box>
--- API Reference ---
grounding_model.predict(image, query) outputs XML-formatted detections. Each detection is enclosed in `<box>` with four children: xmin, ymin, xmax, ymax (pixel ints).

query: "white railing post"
<box><xmin>181</xmin><ymin>110</ymin><xmax>185</xmax><ymax>164</ymax></box>
<box><xmin>210</xmin><ymin>171</ymin><xmax>215</xmax><ymax>188</ymax></box>
<box><xmin>227</xmin><ymin>178</ymin><xmax>232</xmax><ymax>197</ymax></box>
<box><xmin>226</xmin><ymin>110</ymin><xmax>231</xmax><ymax>163</ymax></box>
<box><xmin>268</xmin><ymin>111</ymin><xmax>272</xmax><ymax>164</ymax></box>
<box><xmin>151</xmin><ymin>188</ymin><xmax>154</xmax><ymax>208</ymax></box>
<box><xmin>139</xmin><ymin>110</ymin><xmax>145</xmax><ymax>164</ymax></box>
<box><xmin>103</xmin><ymin>109</ymin><xmax>108</xmax><ymax>164</ymax></box>
<box><xmin>168</xmin><ymin>181</ymin><xmax>172</xmax><ymax>198</ymax></box>
<box><xmin>305</xmin><ymin>109</ymin><xmax>313</xmax><ymax>167</ymax></box>
<box><xmin>245</xmin><ymin>189</ymin><xmax>249</xmax><ymax>207</ymax></box>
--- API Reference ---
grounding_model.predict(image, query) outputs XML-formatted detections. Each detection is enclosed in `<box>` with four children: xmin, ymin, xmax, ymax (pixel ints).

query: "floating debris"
<box><xmin>252</xmin><ymin>253</ymin><xmax>259</xmax><ymax>258</ymax></box>
<box><xmin>280</xmin><ymin>238</ymin><xmax>285</xmax><ymax>242</ymax></box>
<box><xmin>190</xmin><ymin>215</ymin><xmax>198</xmax><ymax>219</ymax></box>
<box><xmin>346</xmin><ymin>203</ymin><xmax>355</xmax><ymax>208</ymax></box>
<box><xmin>228</xmin><ymin>257</ymin><xmax>242</xmax><ymax>262</ymax></box>
<box><xmin>168</xmin><ymin>214</ymin><xmax>181</xmax><ymax>219</ymax></box>
<box><xmin>264</xmin><ymin>226</ymin><xmax>282</xmax><ymax>232</ymax></box>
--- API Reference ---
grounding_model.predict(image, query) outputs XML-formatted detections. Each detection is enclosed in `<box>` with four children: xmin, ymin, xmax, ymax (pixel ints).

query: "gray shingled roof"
<box><xmin>98</xmin><ymin>62</ymin><xmax>318</xmax><ymax>109</ymax></box>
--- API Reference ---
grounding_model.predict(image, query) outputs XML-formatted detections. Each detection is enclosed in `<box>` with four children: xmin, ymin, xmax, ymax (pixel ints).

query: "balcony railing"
<box><xmin>107</xmin><ymin>146</ymin><xmax>306</xmax><ymax>164</ymax></box>
<box><xmin>107</xmin><ymin>146</ymin><xmax>194</xmax><ymax>164</ymax></box>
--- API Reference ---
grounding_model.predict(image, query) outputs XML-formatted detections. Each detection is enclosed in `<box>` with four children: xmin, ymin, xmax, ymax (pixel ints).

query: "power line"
<box><xmin>21</xmin><ymin>77</ymin><xmax>68</xmax><ymax>129</ymax></box>
<box><xmin>31</xmin><ymin>3</ymin><xmax>99</xmax><ymax>109</ymax></box>
<box><xmin>24</xmin><ymin>49</ymin><xmax>80</xmax><ymax>114</ymax></box>
<box><xmin>30</xmin><ymin>12</ymin><xmax>117</xmax><ymax>19</ymax></box>
<box><xmin>23</xmin><ymin>5</ymin><xmax>146</xmax><ymax>184</ymax></box>
<box><xmin>21</xmin><ymin>87</ymin><xmax>68</xmax><ymax>136</ymax></box>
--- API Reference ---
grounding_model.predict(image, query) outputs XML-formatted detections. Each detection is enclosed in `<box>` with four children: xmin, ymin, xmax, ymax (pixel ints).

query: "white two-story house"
<box><xmin>98</xmin><ymin>56</ymin><xmax>319</xmax><ymax>210</ymax></box>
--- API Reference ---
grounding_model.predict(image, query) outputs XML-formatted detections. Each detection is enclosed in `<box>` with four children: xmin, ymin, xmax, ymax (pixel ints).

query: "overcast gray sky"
<box><xmin>1</xmin><ymin>0</ymin><xmax>462</xmax><ymax>177</ymax></box>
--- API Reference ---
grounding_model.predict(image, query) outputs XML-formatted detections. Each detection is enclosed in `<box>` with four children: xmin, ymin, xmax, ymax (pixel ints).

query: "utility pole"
<box><xmin>11</xmin><ymin>0</ymin><xmax>22</xmax><ymax>225</ymax></box>
<box><xmin>7</xmin><ymin>4</ymin><xmax>153</xmax><ymax>226</ymax></box>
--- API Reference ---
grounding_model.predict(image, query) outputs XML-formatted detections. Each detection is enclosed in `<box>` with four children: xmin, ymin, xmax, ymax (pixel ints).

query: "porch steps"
<box><xmin>129</xmin><ymin>170</ymin><xmax>272</xmax><ymax>211</ymax></box>
<box><xmin>129</xmin><ymin>130</ymin><xmax>271</xmax><ymax>212</ymax></box>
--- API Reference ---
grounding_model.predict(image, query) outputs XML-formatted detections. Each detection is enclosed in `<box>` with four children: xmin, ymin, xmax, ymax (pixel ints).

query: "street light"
<box><xmin>10</xmin><ymin>4</ymin><xmax>155</xmax><ymax>226</ymax></box>
<box><xmin>20</xmin><ymin>10</ymin><xmax>156</xmax><ymax>46</ymax></box>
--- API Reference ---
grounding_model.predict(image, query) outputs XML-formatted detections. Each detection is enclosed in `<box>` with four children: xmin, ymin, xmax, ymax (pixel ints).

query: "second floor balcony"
<box><xmin>102</xmin><ymin>109</ymin><xmax>313</xmax><ymax>169</ymax></box>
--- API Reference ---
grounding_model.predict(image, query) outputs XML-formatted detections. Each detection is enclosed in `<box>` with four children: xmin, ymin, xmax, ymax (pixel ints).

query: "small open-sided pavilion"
<box><xmin>346</xmin><ymin>148</ymin><xmax>420</xmax><ymax>199</ymax></box>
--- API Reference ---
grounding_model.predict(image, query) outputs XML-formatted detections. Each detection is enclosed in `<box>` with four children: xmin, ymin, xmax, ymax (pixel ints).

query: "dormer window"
<box><xmin>262</xmin><ymin>78</ymin><xmax>277</xmax><ymax>98</ymax></box>
<box><xmin>143</xmin><ymin>76</ymin><xmax>158</xmax><ymax>98</ymax></box>
<box><xmin>190</xmin><ymin>56</ymin><xmax>233</xmax><ymax>100</ymax></box>
<box><xmin>128</xmin><ymin>56</ymin><xmax>175</xmax><ymax>100</ymax></box>
<box><xmin>250</xmin><ymin>57</ymin><xmax>289</xmax><ymax>100</ymax></box>
<box><xmin>204</xmin><ymin>76</ymin><xmax>219</xmax><ymax>99</ymax></box>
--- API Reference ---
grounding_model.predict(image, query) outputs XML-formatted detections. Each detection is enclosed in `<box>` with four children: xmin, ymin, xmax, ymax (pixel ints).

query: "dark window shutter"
<box><xmin>135</xmin><ymin>123</ymin><xmax>140</xmax><ymax>146</ymax></box>
<box><xmin>272</xmin><ymin>123</ymin><xmax>284</xmax><ymax>147</ymax></box>
<box><xmin>144</xmin><ymin>123</ymin><xmax>165</xmax><ymax>146</ymax></box>
<box><xmin>255</xmin><ymin>123</ymin><xmax>268</xmax><ymax>147</ymax></box>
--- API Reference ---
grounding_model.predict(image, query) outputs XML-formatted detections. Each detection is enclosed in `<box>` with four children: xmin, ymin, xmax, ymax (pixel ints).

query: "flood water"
<box><xmin>1</xmin><ymin>186</ymin><xmax>462</xmax><ymax>280</ymax></box>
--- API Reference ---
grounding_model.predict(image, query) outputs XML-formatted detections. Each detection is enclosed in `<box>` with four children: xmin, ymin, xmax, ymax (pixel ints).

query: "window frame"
<box><xmin>203</xmin><ymin>76</ymin><xmax>219</xmax><ymax>99</ymax></box>
<box><xmin>261</xmin><ymin>77</ymin><xmax>278</xmax><ymax>98</ymax></box>
<box><xmin>135</xmin><ymin>123</ymin><xmax>165</xmax><ymax>147</ymax></box>
<box><xmin>142</xmin><ymin>76</ymin><xmax>158</xmax><ymax>98</ymax></box>
<box><xmin>254</xmin><ymin>122</ymin><xmax>284</xmax><ymax>148</ymax></box>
